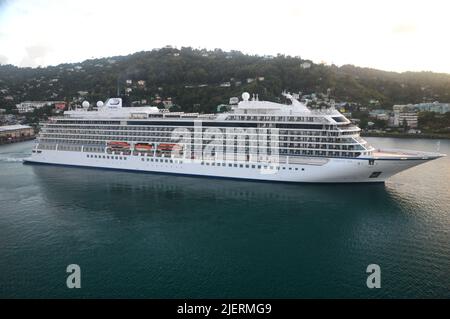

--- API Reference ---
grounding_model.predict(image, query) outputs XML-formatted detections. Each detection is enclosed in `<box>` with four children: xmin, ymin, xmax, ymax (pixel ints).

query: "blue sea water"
<box><xmin>0</xmin><ymin>138</ymin><xmax>449</xmax><ymax>298</ymax></box>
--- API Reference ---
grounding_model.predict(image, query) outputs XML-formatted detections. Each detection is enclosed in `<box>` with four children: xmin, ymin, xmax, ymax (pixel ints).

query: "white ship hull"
<box><xmin>24</xmin><ymin>149</ymin><xmax>440</xmax><ymax>183</ymax></box>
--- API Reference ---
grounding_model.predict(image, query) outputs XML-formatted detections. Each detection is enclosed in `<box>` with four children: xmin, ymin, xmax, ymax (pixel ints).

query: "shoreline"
<box><xmin>0</xmin><ymin>136</ymin><xmax>36</xmax><ymax>145</ymax></box>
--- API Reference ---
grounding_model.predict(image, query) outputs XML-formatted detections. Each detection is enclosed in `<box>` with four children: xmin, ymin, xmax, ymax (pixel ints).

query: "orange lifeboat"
<box><xmin>107</xmin><ymin>141</ymin><xmax>130</xmax><ymax>149</ymax></box>
<box><xmin>135</xmin><ymin>143</ymin><xmax>153</xmax><ymax>152</ymax></box>
<box><xmin>157</xmin><ymin>143</ymin><xmax>182</xmax><ymax>151</ymax></box>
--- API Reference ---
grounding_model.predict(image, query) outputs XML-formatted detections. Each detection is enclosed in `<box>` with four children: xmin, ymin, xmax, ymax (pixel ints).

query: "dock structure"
<box><xmin>0</xmin><ymin>125</ymin><xmax>35</xmax><ymax>145</ymax></box>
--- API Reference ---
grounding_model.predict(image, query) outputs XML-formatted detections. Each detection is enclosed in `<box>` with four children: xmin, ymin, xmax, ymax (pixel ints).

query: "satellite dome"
<box><xmin>96</xmin><ymin>101</ymin><xmax>104</xmax><ymax>107</ymax></box>
<box><xmin>242</xmin><ymin>92</ymin><xmax>250</xmax><ymax>101</ymax></box>
<box><xmin>82</xmin><ymin>101</ymin><xmax>90</xmax><ymax>108</ymax></box>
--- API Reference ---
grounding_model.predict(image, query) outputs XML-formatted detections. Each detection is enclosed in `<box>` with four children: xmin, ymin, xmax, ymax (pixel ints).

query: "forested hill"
<box><xmin>1</xmin><ymin>46</ymin><xmax>450</xmax><ymax>113</ymax></box>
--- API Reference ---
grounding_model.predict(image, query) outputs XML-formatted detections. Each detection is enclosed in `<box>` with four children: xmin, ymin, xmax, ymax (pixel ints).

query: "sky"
<box><xmin>0</xmin><ymin>0</ymin><xmax>449</xmax><ymax>73</ymax></box>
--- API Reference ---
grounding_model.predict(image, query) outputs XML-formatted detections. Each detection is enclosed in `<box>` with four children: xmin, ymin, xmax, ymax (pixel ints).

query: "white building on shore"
<box><xmin>392</xmin><ymin>105</ymin><xmax>418</xmax><ymax>128</ymax></box>
<box><xmin>16</xmin><ymin>101</ymin><xmax>65</xmax><ymax>113</ymax></box>
<box><xmin>16</xmin><ymin>101</ymin><xmax>48</xmax><ymax>113</ymax></box>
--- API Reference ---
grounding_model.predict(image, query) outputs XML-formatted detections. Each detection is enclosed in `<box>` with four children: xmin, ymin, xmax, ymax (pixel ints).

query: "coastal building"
<box><xmin>0</xmin><ymin>124</ymin><xmax>35</xmax><ymax>144</ymax></box>
<box><xmin>414</xmin><ymin>102</ymin><xmax>450</xmax><ymax>114</ymax></box>
<box><xmin>393</xmin><ymin>102</ymin><xmax>450</xmax><ymax>114</ymax></box>
<box><xmin>301</xmin><ymin>62</ymin><xmax>311</xmax><ymax>69</ymax></box>
<box><xmin>16</xmin><ymin>101</ymin><xmax>66</xmax><ymax>113</ymax></box>
<box><xmin>16</xmin><ymin>101</ymin><xmax>47</xmax><ymax>113</ymax></box>
<box><xmin>369</xmin><ymin>109</ymin><xmax>390</xmax><ymax>121</ymax></box>
<box><xmin>54</xmin><ymin>102</ymin><xmax>67</xmax><ymax>111</ymax></box>
<box><xmin>393</xmin><ymin>105</ymin><xmax>418</xmax><ymax>128</ymax></box>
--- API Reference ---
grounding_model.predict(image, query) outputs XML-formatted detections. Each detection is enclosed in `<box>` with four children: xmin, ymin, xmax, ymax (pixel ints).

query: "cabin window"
<box><xmin>332</xmin><ymin>116</ymin><xmax>346</xmax><ymax>123</ymax></box>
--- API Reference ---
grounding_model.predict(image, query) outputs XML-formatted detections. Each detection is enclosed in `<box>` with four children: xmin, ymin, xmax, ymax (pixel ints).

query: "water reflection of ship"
<box><xmin>31</xmin><ymin>164</ymin><xmax>395</xmax><ymax>207</ymax></box>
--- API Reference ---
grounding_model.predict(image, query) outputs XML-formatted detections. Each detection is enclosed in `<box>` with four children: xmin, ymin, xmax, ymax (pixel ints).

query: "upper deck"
<box><xmin>60</xmin><ymin>94</ymin><xmax>352</xmax><ymax>126</ymax></box>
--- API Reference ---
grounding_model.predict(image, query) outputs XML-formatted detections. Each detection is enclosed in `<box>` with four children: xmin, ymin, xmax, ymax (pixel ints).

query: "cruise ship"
<box><xmin>24</xmin><ymin>92</ymin><xmax>445</xmax><ymax>183</ymax></box>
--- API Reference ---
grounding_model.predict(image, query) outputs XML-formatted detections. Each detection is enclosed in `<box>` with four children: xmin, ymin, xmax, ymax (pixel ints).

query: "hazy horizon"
<box><xmin>1</xmin><ymin>0</ymin><xmax>449</xmax><ymax>74</ymax></box>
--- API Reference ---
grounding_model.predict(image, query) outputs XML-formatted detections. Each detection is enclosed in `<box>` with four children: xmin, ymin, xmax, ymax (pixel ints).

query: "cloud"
<box><xmin>0</xmin><ymin>0</ymin><xmax>450</xmax><ymax>73</ymax></box>
<box><xmin>392</xmin><ymin>23</ymin><xmax>417</xmax><ymax>34</ymax></box>
<box><xmin>0</xmin><ymin>54</ymin><xmax>8</xmax><ymax>64</ymax></box>
<box><xmin>20</xmin><ymin>44</ymin><xmax>53</xmax><ymax>67</ymax></box>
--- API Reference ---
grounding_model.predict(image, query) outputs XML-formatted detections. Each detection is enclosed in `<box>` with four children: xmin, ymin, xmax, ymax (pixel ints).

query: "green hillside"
<box><xmin>1</xmin><ymin>47</ymin><xmax>450</xmax><ymax>113</ymax></box>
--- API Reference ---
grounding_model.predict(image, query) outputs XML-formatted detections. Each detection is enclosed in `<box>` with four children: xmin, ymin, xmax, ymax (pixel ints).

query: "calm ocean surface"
<box><xmin>0</xmin><ymin>138</ymin><xmax>449</xmax><ymax>298</ymax></box>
